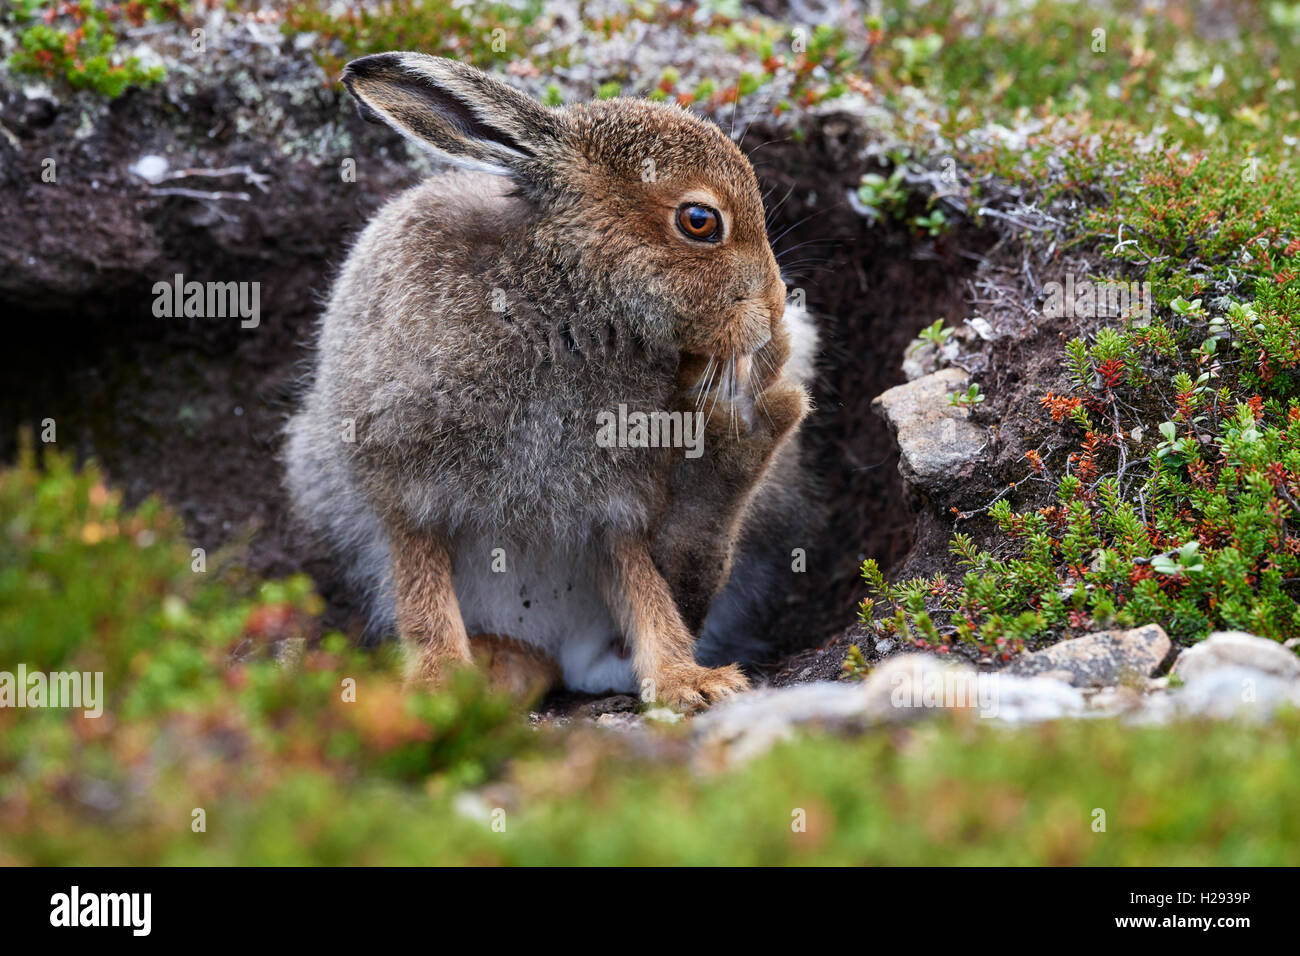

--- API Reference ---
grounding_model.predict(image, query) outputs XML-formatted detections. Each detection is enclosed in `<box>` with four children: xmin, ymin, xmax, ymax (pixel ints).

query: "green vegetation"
<box><xmin>947</xmin><ymin>382</ymin><xmax>984</xmax><ymax>408</ymax></box>
<box><xmin>855</xmin><ymin>1</ymin><xmax>1300</xmax><ymax>660</ymax></box>
<box><xmin>3</xmin><ymin>442</ymin><xmax>1298</xmax><ymax>864</ymax></box>
<box><xmin>866</xmin><ymin>283</ymin><xmax>1300</xmax><ymax>655</ymax></box>
<box><xmin>5</xmin><ymin>0</ymin><xmax>177</xmax><ymax>97</ymax></box>
<box><xmin>282</xmin><ymin>0</ymin><xmax>863</xmax><ymax>108</ymax></box>
<box><xmin>873</xmin><ymin>0</ymin><xmax>1300</xmax><ymax>149</ymax></box>
<box><xmin>6</xmin><ymin>0</ymin><xmax>1300</xmax><ymax>864</ymax></box>
<box><xmin>282</xmin><ymin>0</ymin><xmax>547</xmax><ymax>80</ymax></box>
<box><xmin>0</xmin><ymin>441</ymin><xmax>533</xmax><ymax>863</ymax></box>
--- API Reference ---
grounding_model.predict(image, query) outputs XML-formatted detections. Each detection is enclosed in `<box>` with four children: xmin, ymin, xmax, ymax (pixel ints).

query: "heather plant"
<box><xmin>859</xmin><ymin>274</ymin><xmax>1300</xmax><ymax>656</ymax></box>
<box><xmin>848</xmin><ymin>0</ymin><xmax>1300</xmax><ymax>663</ymax></box>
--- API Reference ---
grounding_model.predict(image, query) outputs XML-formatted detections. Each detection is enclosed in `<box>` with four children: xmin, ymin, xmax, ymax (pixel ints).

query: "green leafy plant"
<box><xmin>6</xmin><ymin>1</ymin><xmax>178</xmax><ymax>97</ymax></box>
<box><xmin>855</xmin><ymin>166</ymin><xmax>908</xmax><ymax>217</ymax></box>
<box><xmin>912</xmin><ymin>208</ymin><xmax>948</xmax><ymax>236</ymax></box>
<box><xmin>917</xmin><ymin>318</ymin><xmax>955</xmax><ymax>349</ymax></box>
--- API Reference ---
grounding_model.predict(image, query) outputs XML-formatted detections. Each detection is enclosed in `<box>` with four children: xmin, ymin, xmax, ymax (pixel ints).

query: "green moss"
<box><xmin>874</xmin><ymin>0</ymin><xmax>1300</xmax><ymax>151</ymax></box>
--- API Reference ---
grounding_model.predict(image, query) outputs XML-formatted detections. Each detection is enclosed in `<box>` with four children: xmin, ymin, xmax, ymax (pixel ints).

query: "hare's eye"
<box><xmin>676</xmin><ymin>203</ymin><xmax>722</xmax><ymax>242</ymax></box>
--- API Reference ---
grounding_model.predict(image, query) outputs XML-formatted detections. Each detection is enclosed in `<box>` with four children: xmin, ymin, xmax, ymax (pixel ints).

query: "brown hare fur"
<box><xmin>284</xmin><ymin>53</ymin><xmax>821</xmax><ymax>710</ymax></box>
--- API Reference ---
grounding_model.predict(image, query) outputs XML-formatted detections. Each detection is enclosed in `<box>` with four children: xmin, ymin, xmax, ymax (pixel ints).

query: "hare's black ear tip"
<box><xmin>341</xmin><ymin>52</ymin><xmax>405</xmax><ymax>84</ymax></box>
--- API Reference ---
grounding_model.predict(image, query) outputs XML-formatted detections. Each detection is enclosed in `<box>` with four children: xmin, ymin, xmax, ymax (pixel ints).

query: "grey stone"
<box><xmin>1171</xmin><ymin>666</ymin><xmax>1300</xmax><ymax>721</ymax></box>
<box><xmin>859</xmin><ymin>653</ymin><xmax>984</xmax><ymax>720</ymax></box>
<box><xmin>1008</xmin><ymin>624</ymin><xmax>1171</xmax><ymax>687</ymax></box>
<box><xmin>692</xmin><ymin>681</ymin><xmax>871</xmax><ymax>765</ymax></box>
<box><xmin>693</xmin><ymin>655</ymin><xmax>1088</xmax><ymax>764</ymax></box>
<box><xmin>872</xmin><ymin>368</ymin><xmax>986</xmax><ymax>492</ymax></box>
<box><xmin>974</xmin><ymin>673</ymin><xmax>1088</xmax><ymax>722</ymax></box>
<box><xmin>1087</xmin><ymin>685</ymin><xmax>1144</xmax><ymax>714</ymax></box>
<box><xmin>1172</xmin><ymin>631</ymin><xmax>1300</xmax><ymax>682</ymax></box>
<box><xmin>595</xmin><ymin>712</ymin><xmax>644</xmax><ymax>731</ymax></box>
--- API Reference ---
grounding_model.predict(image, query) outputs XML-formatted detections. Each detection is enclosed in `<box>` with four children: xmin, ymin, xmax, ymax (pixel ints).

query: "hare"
<box><xmin>285</xmin><ymin>53</ymin><xmax>820</xmax><ymax>710</ymax></box>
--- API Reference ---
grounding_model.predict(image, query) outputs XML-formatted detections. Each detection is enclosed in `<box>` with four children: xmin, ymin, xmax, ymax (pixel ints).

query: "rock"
<box><xmin>1171</xmin><ymin>666</ymin><xmax>1300</xmax><ymax>721</ymax></box>
<box><xmin>859</xmin><ymin>653</ymin><xmax>983</xmax><ymax>720</ymax></box>
<box><xmin>695</xmin><ymin>636</ymin><xmax>1299</xmax><ymax>763</ymax></box>
<box><xmin>129</xmin><ymin>154</ymin><xmax>170</xmax><ymax>184</ymax></box>
<box><xmin>1008</xmin><ymin>624</ymin><xmax>1171</xmax><ymax>687</ymax></box>
<box><xmin>1172</xmin><ymin>631</ymin><xmax>1300</xmax><ymax>682</ymax></box>
<box><xmin>693</xmin><ymin>681</ymin><xmax>870</xmax><ymax>765</ymax></box>
<box><xmin>974</xmin><ymin>674</ymin><xmax>1088</xmax><ymax>723</ymax></box>
<box><xmin>693</xmin><ymin>654</ymin><xmax>1087</xmax><ymax>764</ymax></box>
<box><xmin>574</xmin><ymin>694</ymin><xmax>639</xmax><ymax>719</ymax></box>
<box><xmin>871</xmin><ymin>368</ymin><xmax>985</xmax><ymax>493</ymax></box>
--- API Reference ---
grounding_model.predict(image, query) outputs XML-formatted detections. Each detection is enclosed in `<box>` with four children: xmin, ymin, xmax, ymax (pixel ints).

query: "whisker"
<box><xmin>745</xmin><ymin>136</ymin><xmax>791</xmax><ymax>160</ymax></box>
<box><xmin>706</xmin><ymin>365</ymin><xmax>723</xmax><ymax>438</ymax></box>
<box><xmin>695</xmin><ymin>354</ymin><xmax>719</xmax><ymax>414</ymax></box>
<box><xmin>728</xmin><ymin>69</ymin><xmax>742</xmax><ymax>139</ymax></box>
<box><xmin>736</xmin><ymin>68</ymin><xmax>788</xmax><ymax>150</ymax></box>
<box><xmin>753</xmin><ymin>350</ymin><xmax>781</xmax><ymax>431</ymax></box>
<box><xmin>773</xmin><ymin>258</ymin><xmax>834</xmax><ymax>275</ymax></box>
<box><xmin>765</xmin><ymin>183</ymin><xmax>796</xmax><ymax>227</ymax></box>
<box><xmin>768</xmin><ymin>211</ymin><xmax>821</xmax><ymax>247</ymax></box>
<box><xmin>774</xmin><ymin>237</ymin><xmax>838</xmax><ymax>260</ymax></box>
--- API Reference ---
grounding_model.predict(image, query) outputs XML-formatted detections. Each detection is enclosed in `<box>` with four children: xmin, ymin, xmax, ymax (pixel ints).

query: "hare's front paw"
<box><xmin>753</xmin><ymin>379</ymin><xmax>811</xmax><ymax>445</ymax></box>
<box><xmin>699</xmin><ymin>378</ymin><xmax>810</xmax><ymax>476</ymax></box>
<box><xmin>654</xmin><ymin>662</ymin><xmax>750</xmax><ymax>712</ymax></box>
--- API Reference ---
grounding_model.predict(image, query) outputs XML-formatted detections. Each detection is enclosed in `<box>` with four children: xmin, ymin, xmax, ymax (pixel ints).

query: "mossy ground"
<box><xmin>4</xmin><ymin>0</ymin><xmax>1300</xmax><ymax>864</ymax></box>
<box><xmin>4</xmin><ymin>442</ymin><xmax>1300</xmax><ymax>865</ymax></box>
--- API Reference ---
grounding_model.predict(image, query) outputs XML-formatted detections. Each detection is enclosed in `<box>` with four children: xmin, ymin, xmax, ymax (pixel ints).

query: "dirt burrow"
<box><xmin>0</xmin><ymin>73</ymin><xmax>1005</xmax><ymax>691</ymax></box>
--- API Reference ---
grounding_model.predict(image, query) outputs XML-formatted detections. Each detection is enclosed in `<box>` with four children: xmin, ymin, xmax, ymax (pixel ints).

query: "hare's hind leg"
<box><xmin>470</xmin><ymin>633</ymin><xmax>561</xmax><ymax>698</ymax></box>
<box><xmin>604</xmin><ymin>536</ymin><xmax>750</xmax><ymax>711</ymax></box>
<box><xmin>386</xmin><ymin>520</ymin><xmax>474</xmax><ymax>684</ymax></box>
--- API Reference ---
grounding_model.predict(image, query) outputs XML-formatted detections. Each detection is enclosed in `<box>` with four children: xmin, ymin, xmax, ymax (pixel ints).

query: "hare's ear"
<box><xmin>342</xmin><ymin>53</ymin><xmax>560</xmax><ymax>176</ymax></box>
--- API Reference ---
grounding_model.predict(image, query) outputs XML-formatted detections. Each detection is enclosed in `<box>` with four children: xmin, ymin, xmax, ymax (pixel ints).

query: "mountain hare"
<box><xmin>285</xmin><ymin>53</ymin><xmax>820</xmax><ymax>709</ymax></box>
